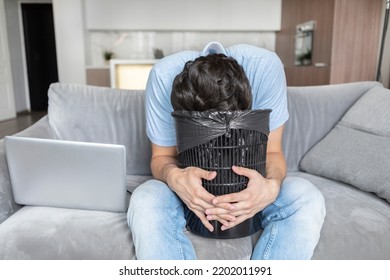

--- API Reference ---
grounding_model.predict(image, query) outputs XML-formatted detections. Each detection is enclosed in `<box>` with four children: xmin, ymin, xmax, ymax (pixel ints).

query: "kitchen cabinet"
<box><xmin>276</xmin><ymin>0</ymin><xmax>383</xmax><ymax>86</ymax></box>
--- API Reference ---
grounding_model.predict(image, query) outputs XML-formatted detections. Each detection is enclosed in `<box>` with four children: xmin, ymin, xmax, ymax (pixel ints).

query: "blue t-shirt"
<box><xmin>145</xmin><ymin>42</ymin><xmax>289</xmax><ymax>147</ymax></box>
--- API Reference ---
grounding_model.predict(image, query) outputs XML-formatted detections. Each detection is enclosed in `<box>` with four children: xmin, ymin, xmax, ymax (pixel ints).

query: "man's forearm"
<box><xmin>265</xmin><ymin>152</ymin><xmax>287</xmax><ymax>186</ymax></box>
<box><xmin>149</xmin><ymin>144</ymin><xmax>182</xmax><ymax>185</ymax></box>
<box><xmin>151</xmin><ymin>155</ymin><xmax>180</xmax><ymax>184</ymax></box>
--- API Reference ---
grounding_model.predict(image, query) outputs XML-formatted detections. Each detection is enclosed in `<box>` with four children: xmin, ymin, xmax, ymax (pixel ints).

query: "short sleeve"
<box><xmin>226</xmin><ymin>45</ymin><xmax>289</xmax><ymax>131</ymax></box>
<box><xmin>145</xmin><ymin>51</ymin><xmax>199</xmax><ymax>146</ymax></box>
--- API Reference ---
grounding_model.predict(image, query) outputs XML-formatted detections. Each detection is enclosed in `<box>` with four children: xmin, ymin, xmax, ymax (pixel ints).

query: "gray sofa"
<box><xmin>1</xmin><ymin>81</ymin><xmax>389</xmax><ymax>259</ymax></box>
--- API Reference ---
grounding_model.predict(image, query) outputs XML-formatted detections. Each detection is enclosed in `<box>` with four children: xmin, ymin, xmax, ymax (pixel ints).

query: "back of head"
<box><xmin>171</xmin><ymin>53</ymin><xmax>252</xmax><ymax>111</ymax></box>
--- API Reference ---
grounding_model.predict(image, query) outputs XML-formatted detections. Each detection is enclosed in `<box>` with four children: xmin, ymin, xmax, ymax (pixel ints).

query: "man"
<box><xmin>128</xmin><ymin>42</ymin><xmax>326</xmax><ymax>260</ymax></box>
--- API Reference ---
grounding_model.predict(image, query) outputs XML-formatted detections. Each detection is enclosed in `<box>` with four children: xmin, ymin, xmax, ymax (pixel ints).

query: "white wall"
<box><xmin>0</xmin><ymin>0</ymin><xmax>16</xmax><ymax>120</ymax></box>
<box><xmin>88</xmin><ymin>31</ymin><xmax>277</xmax><ymax>66</ymax></box>
<box><xmin>85</xmin><ymin>0</ymin><xmax>281</xmax><ymax>31</ymax></box>
<box><xmin>52</xmin><ymin>0</ymin><xmax>86</xmax><ymax>85</ymax></box>
<box><xmin>4</xmin><ymin>0</ymin><xmax>25</xmax><ymax>112</ymax></box>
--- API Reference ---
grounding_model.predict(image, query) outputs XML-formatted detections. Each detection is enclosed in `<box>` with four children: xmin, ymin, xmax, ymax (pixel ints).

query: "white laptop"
<box><xmin>4</xmin><ymin>136</ymin><xmax>127</xmax><ymax>212</ymax></box>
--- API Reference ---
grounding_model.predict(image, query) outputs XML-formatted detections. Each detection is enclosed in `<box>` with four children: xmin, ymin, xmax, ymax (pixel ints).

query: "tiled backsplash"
<box><xmin>87</xmin><ymin>31</ymin><xmax>276</xmax><ymax>66</ymax></box>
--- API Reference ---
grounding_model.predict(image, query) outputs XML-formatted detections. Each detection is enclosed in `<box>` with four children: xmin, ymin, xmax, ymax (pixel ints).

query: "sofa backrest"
<box><xmin>283</xmin><ymin>81</ymin><xmax>383</xmax><ymax>171</ymax></box>
<box><xmin>48</xmin><ymin>83</ymin><xmax>152</xmax><ymax>175</ymax></box>
<box><xmin>47</xmin><ymin>81</ymin><xmax>383</xmax><ymax>176</ymax></box>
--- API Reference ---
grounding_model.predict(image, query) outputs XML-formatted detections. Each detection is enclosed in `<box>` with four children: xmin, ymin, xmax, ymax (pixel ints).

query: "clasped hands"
<box><xmin>167</xmin><ymin>165</ymin><xmax>280</xmax><ymax>232</ymax></box>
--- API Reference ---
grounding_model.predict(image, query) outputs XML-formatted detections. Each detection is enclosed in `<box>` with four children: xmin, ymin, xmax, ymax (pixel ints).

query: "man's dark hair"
<box><xmin>171</xmin><ymin>53</ymin><xmax>252</xmax><ymax>111</ymax></box>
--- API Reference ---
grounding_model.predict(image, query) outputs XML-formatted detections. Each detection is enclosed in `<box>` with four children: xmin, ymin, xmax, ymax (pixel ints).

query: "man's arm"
<box><xmin>150</xmin><ymin>144</ymin><xmax>235</xmax><ymax>232</ymax></box>
<box><xmin>205</xmin><ymin>125</ymin><xmax>286</xmax><ymax>230</ymax></box>
<box><xmin>263</xmin><ymin>124</ymin><xmax>287</xmax><ymax>188</ymax></box>
<box><xmin>150</xmin><ymin>144</ymin><xmax>179</xmax><ymax>183</ymax></box>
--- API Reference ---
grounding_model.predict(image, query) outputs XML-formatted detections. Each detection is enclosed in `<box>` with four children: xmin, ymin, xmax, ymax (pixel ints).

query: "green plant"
<box><xmin>103</xmin><ymin>50</ymin><xmax>114</xmax><ymax>61</ymax></box>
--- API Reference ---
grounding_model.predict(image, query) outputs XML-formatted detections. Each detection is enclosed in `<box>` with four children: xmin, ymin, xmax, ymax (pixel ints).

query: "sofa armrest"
<box><xmin>0</xmin><ymin>139</ymin><xmax>21</xmax><ymax>224</ymax></box>
<box><xmin>0</xmin><ymin>115</ymin><xmax>53</xmax><ymax>224</ymax></box>
<box><xmin>14</xmin><ymin>115</ymin><xmax>53</xmax><ymax>139</ymax></box>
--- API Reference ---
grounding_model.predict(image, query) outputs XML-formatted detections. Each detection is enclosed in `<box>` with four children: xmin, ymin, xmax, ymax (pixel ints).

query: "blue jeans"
<box><xmin>127</xmin><ymin>176</ymin><xmax>326</xmax><ymax>260</ymax></box>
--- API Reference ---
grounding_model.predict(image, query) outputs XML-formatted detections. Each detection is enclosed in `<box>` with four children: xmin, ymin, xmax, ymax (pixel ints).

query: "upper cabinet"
<box><xmin>85</xmin><ymin>0</ymin><xmax>281</xmax><ymax>31</ymax></box>
<box><xmin>276</xmin><ymin>0</ymin><xmax>383</xmax><ymax>86</ymax></box>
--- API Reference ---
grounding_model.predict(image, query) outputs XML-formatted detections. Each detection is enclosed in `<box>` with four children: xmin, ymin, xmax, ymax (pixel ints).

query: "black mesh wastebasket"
<box><xmin>172</xmin><ymin>109</ymin><xmax>271</xmax><ymax>239</ymax></box>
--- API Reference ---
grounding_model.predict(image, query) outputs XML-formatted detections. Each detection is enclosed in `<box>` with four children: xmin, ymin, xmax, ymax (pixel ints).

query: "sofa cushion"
<box><xmin>126</xmin><ymin>175</ymin><xmax>153</xmax><ymax>194</ymax></box>
<box><xmin>0</xmin><ymin>205</ymin><xmax>259</xmax><ymax>260</ymax></box>
<box><xmin>0</xmin><ymin>206</ymin><xmax>134</xmax><ymax>259</ymax></box>
<box><xmin>288</xmin><ymin>171</ymin><xmax>390</xmax><ymax>259</ymax></box>
<box><xmin>187</xmin><ymin>230</ymin><xmax>260</xmax><ymax>260</ymax></box>
<box><xmin>300</xmin><ymin>86</ymin><xmax>390</xmax><ymax>203</ymax></box>
<box><xmin>47</xmin><ymin>83</ymin><xmax>151</xmax><ymax>176</ymax></box>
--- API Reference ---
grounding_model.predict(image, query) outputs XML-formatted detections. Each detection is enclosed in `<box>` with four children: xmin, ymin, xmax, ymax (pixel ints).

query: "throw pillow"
<box><xmin>300</xmin><ymin>86</ymin><xmax>390</xmax><ymax>203</ymax></box>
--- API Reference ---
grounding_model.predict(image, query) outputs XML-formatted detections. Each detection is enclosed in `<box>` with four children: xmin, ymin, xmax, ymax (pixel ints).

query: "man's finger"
<box><xmin>194</xmin><ymin>167</ymin><xmax>217</xmax><ymax>181</ymax></box>
<box><xmin>232</xmin><ymin>165</ymin><xmax>261</xmax><ymax>179</ymax></box>
<box><xmin>193</xmin><ymin>209</ymin><xmax>214</xmax><ymax>232</ymax></box>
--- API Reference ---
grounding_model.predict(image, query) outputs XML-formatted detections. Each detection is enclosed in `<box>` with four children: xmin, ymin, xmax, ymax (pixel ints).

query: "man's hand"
<box><xmin>167</xmin><ymin>166</ymin><xmax>236</xmax><ymax>232</ymax></box>
<box><xmin>205</xmin><ymin>165</ymin><xmax>280</xmax><ymax>231</ymax></box>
